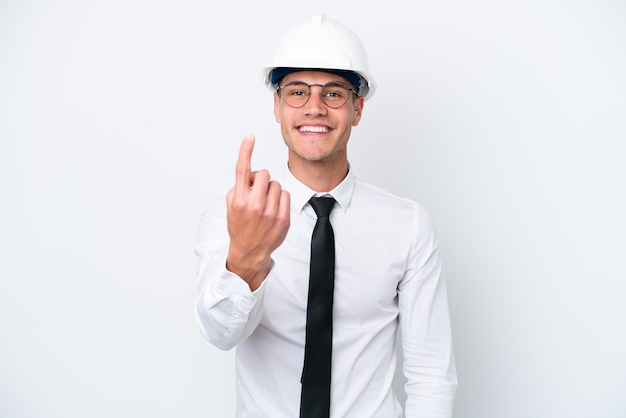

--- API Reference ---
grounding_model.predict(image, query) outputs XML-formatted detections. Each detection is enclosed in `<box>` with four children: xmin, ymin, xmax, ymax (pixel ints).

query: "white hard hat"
<box><xmin>263</xmin><ymin>14</ymin><xmax>376</xmax><ymax>100</ymax></box>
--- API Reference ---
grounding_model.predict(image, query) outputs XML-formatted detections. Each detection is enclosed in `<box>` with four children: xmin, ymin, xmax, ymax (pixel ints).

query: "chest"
<box><xmin>264</xmin><ymin>211</ymin><xmax>412</xmax><ymax>329</ymax></box>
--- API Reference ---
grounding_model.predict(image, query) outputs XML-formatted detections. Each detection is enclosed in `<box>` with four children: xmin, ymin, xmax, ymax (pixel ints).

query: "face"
<box><xmin>273</xmin><ymin>71</ymin><xmax>364</xmax><ymax>168</ymax></box>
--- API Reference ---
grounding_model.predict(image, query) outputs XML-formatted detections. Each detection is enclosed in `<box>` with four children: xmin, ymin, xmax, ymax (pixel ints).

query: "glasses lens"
<box><xmin>280</xmin><ymin>82</ymin><xmax>353</xmax><ymax>108</ymax></box>
<box><xmin>321</xmin><ymin>82</ymin><xmax>351</xmax><ymax>108</ymax></box>
<box><xmin>281</xmin><ymin>82</ymin><xmax>310</xmax><ymax>108</ymax></box>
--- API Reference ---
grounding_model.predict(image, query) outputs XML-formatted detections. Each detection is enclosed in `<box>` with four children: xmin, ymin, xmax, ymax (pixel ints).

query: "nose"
<box><xmin>303</xmin><ymin>84</ymin><xmax>327</xmax><ymax>115</ymax></box>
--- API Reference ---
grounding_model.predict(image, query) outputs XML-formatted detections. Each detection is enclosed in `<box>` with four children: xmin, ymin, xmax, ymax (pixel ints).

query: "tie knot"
<box><xmin>309</xmin><ymin>196</ymin><xmax>335</xmax><ymax>218</ymax></box>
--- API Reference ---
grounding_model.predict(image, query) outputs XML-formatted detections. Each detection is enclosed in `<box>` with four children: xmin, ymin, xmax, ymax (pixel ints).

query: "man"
<box><xmin>195</xmin><ymin>14</ymin><xmax>457</xmax><ymax>418</ymax></box>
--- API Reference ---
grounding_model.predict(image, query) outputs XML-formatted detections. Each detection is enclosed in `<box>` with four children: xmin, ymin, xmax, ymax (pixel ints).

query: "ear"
<box><xmin>352</xmin><ymin>96</ymin><xmax>365</xmax><ymax>127</ymax></box>
<box><xmin>273</xmin><ymin>92</ymin><xmax>281</xmax><ymax>123</ymax></box>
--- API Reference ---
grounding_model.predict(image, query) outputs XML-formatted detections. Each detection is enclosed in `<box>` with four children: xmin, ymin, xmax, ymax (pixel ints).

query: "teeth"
<box><xmin>299</xmin><ymin>126</ymin><xmax>328</xmax><ymax>133</ymax></box>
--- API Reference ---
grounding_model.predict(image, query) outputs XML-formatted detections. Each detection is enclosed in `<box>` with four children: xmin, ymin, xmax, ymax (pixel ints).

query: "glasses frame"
<box><xmin>277</xmin><ymin>81</ymin><xmax>358</xmax><ymax>109</ymax></box>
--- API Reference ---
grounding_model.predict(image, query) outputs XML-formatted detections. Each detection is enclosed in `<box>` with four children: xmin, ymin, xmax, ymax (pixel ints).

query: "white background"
<box><xmin>1</xmin><ymin>1</ymin><xmax>625</xmax><ymax>417</ymax></box>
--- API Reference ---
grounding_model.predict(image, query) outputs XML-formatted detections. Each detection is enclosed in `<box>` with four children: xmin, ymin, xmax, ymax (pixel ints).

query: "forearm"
<box><xmin>195</xmin><ymin>259</ymin><xmax>266</xmax><ymax>351</ymax></box>
<box><xmin>401</xmin><ymin>287</ymin><xmax>457</xmax><ymax>417</ymax></box>
<box><xmin>401</xmin><ymin>266</ymin><xmax>457</xmax><ymax>417</ymax></box>
<box><xmin>403</xmin><ymin>367</ymin><xmax>457</xmax><ymax>418</ymax></box>
<box><xmin>194</xmin><ymin>208</ymin><xmax>267</xmax><ymax>350</ymax></box>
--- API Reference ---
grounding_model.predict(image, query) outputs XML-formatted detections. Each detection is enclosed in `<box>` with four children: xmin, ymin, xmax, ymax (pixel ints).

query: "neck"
<box><xmin>288</xmin><ymin>158</ymin><xmax>349</xmax><ymax>192</ymax></box>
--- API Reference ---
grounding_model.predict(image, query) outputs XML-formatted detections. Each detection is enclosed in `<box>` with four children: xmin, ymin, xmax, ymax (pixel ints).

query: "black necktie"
<box><xmin>300</xmin><ymin>196</ymin><xmax>336</xmax><ymax>418</ymax></box>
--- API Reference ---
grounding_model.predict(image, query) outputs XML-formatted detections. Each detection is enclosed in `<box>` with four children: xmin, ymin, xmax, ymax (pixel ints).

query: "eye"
<box><xmin>284</xmin><ymin>83</ymin><xmax>310</xmax><ymax>97</ymax></box>
<box><xmin>323</xmin><ymin>84</ymin><xmax>348</xmax><ymax>100</ymax></box>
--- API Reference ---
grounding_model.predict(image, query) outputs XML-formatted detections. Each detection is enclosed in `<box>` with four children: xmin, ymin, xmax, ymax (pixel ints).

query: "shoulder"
<box><xmin>199</xmin><ymin>195</ymin><xmax>227</xmax><ymax>220</ymax></box>
<box><xmin>352</xmin><ymin>176</ymin><xmax>436</xmax><ymax>232</ymax></box>
<box><xmin>353</xmin><ymin>177</ymin><xmax>424</xmax><ymax>212</ymax></box>
<box><xmin>196</xmin><ymin>195</ymin><xmax>228</xmax><ymax>248</ymax></box>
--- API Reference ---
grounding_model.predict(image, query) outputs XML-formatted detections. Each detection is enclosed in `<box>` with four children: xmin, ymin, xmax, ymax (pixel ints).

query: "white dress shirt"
<box><xmin>195</xmin><ymin>168</ymin><xmax>457</xmax><ymax>418</ymax></box>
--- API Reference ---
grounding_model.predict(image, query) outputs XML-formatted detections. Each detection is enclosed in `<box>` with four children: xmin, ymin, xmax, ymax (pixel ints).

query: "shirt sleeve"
<box><xmin>399</xmin><ymin>204</ymin><xmax>458</xmax><ymax>418</ymax></box>
<box><xmin>194</xmin><ymin>198</ymin><xmax>267</xmax><ymax>351</ymax></box>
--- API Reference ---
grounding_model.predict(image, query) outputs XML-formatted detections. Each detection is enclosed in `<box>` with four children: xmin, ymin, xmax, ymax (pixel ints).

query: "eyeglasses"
<box><xmin>277</xmin><ymin>81</ymin><xmax>358</xmax><ymax>109</ymax></box>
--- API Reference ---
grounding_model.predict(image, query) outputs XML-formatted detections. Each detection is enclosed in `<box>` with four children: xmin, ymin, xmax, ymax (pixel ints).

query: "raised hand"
<box><xmin>225</xmin><ymin>134</ymin><xmax>291</xmax><ymax>291</ymax></box>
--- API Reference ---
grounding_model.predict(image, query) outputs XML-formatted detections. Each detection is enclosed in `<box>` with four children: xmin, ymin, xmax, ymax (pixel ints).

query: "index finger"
<box><xmin>234</xmin><ymin>134</ymin><xmax>255</xmax><ymax>192</ymax></box>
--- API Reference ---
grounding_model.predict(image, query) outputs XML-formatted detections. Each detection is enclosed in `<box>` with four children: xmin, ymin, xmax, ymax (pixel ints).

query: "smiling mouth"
<box><xmin>298</xmin><ymin>125</ymin><xmax>330</xmax><ymax>133</ymax></box>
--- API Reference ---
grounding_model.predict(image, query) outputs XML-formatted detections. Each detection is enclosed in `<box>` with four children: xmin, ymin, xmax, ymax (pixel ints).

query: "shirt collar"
<box><xmin>280</xmin><ymin>165</ymin><xmax>355</xmax><ymax>214</ymax></box>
